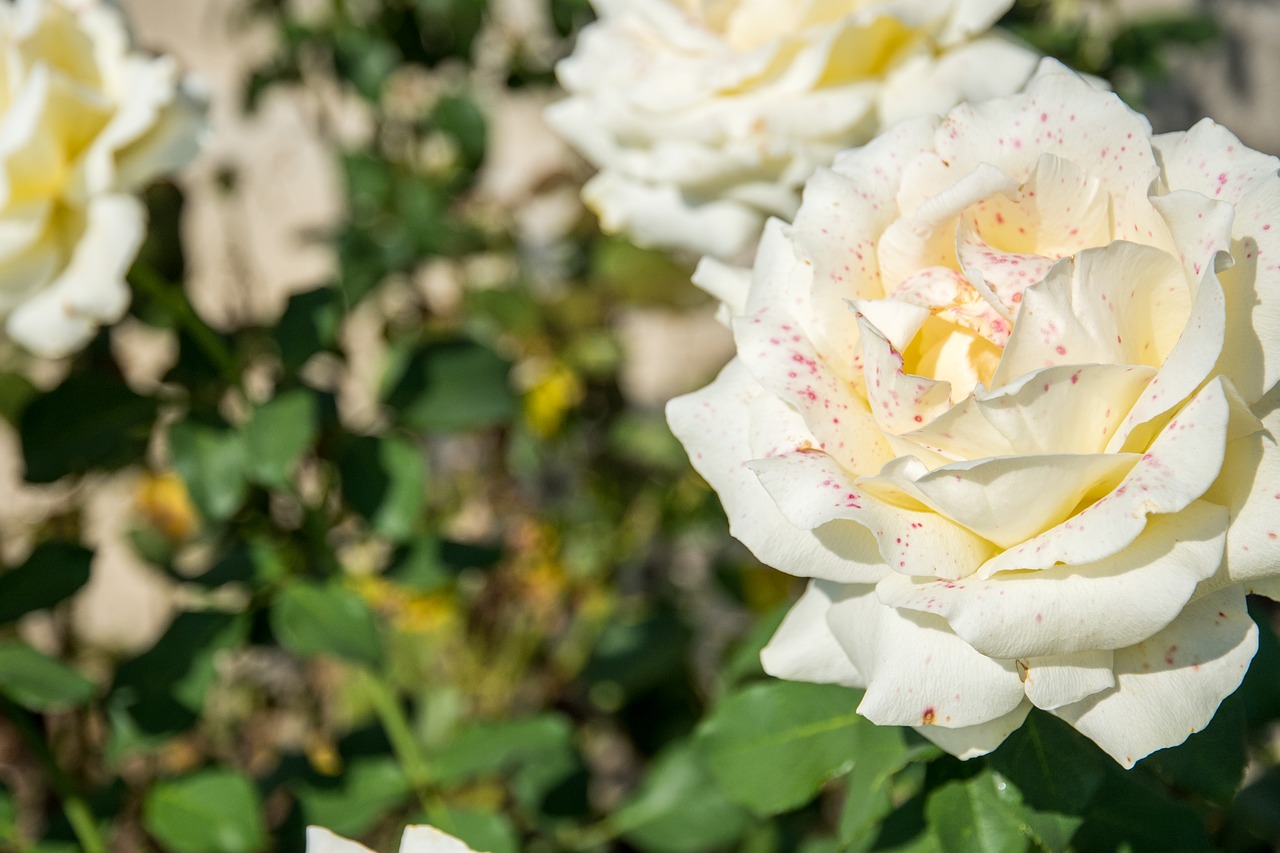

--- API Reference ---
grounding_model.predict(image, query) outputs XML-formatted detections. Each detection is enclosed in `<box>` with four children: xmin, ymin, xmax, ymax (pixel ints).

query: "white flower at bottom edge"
<box><xmin>0</xmin><ymin>0</ymin><xmax>206</xmax><ymax>359</ymax></box>
<box><xmin>668</xmin><ymin>59</ymin><xmax>1280</xmax><ymax>767</ymax></box>
<box><xmin>306</xmin><ymin>825</ymin><xmax>481</xmax><ymax>853</ymax></box>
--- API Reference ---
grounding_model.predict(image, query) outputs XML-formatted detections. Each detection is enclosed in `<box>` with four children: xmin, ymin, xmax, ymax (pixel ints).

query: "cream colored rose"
<box><xmin>668</xmin><ymin>60</ymin><xmax>1280</xmax><ymax>766</ymax></box>
<box><xmin>306</xmin><ymin>825</ymin><xmax>480</xmax><ymax>853</ymax></box>
<box><xmin>546</xmin><ymin>0</ymin><xmax>1039</xmax><ymax>261</ymax></box>
<box><xmin>0</xmin><ymin>0</ymin><xmax>205</xmax><ymax>358</ymax></box>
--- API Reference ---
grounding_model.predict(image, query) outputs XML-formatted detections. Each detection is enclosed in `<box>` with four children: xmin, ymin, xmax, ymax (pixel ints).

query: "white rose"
<box><xmin>546</xmin><ymin>0</ymin><xmax>1040</xmax><ymax>261</ymax></box>
<box><xmin>0</xmin><ymin>0</ymin><xmax>205</xmax><ymax>358</ymax></box>
<box><xmin>668</xmin><ymin>59</ymin><xmax>1280</xmax><ymax>767</ymax></box>
<box><xmin>306</xmin><ymin>825</ymin><xmax>480</xmax><ymax>853</ymax></box>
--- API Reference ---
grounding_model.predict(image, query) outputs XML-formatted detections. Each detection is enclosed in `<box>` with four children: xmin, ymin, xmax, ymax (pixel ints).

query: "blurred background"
<box><xmin>2</xmin><ymin>1</ymin><xmax>1280</xmax><ymax>852</ymax></box>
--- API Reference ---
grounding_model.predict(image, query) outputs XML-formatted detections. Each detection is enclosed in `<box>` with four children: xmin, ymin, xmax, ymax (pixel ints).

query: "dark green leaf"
<box><xmin>388</xmin><ymin>340</ymin><xmax>516</xmax><ymax>432</ymax></box>
<box><xmin>839</xmin><ymin>725</ymin><xmax>913</xmax><ymax>851</ymax></box>
<box><xmin>1073</xmin><ymin>767</ymin><xmax>1211</xmax><ymax>852</ymax></box>
<box><xmin>615</xmin><ymin>745</ymin><xmax>751</xmax><ymax>853</ymax></box>
<box><xmin>0</xmin><ymin>543</ymin><xmax>92</xmax><ymax>624</ymax></box>
<box><xmin>337</xmin><ymin>436</ymin><xmax>427</xmax><ymax>541</ymax></box>
<box><xmin>0</xmin><ymin>373</ymin><xmax>36</xmax><ymax>426</ymax></box>
<box><xmin>275</xmin><ymin>287</ymin><xmax>341</xmax><ymax>374</ymax></box>
<box><xmin>0</xmin><ymin>642</ymin><xmax>95</xmax><ymax>710</ymax></box>
<box><xmin>987</xmin><ymin>710</ymin><xmax>1105</xmax><ymax>814</ymax></box>
<box><xmin>243</xmin><ymin>390</ymin><xmax>317</xmax><ymax>489</ymax></box>
<box><xmin>270</xmin><ymin>581</ymin><xmax>382</xmax><ymax>667</ymax></box>
<box><xmin>143</xmin><ymin>770</ymin><xmax>267</xmax><ymax>853</ymax></box>
<box><xmin>1146</xmin><ymin>689</ymin><xmax>1247</xmax><ymax>802</ymax></box>
<box><xmin>21</xmin><ymin>375</ymin><xmax>158</xmax><ymax>482</ymax></box>
<box><xmin>169</xmin><ymin>422</ymin><xmax>247</xmax><ymax>522</ymax></box>
<box><xmin>695</xmin><ymin>681</ymin><xmax>862</xmax><ymax>816</ymax></box>
<box><xmin>432</xmin><ymin>96</ymin><xmax>486</xmax><ymax>173</ymax></box>
<box><xmin>112</xmin><ymin>612</ymin><xmax>250</xmax><ymax>734</ymax></box>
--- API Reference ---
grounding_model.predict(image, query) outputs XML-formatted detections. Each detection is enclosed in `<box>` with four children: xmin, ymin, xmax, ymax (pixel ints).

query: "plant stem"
<box><xmin>361</xmin><ymin>669</ymin><xmax>438</xmax><ymax>811</ymax></box>
<box><xmin>129</xmin><ymin>265</ymin><xmax>241</xmax><ymax>389</ymax></box>
<box><xmin>1</xmin><ymin>700</ymin><xmax>107</xmax><ymax>853</ymax></box>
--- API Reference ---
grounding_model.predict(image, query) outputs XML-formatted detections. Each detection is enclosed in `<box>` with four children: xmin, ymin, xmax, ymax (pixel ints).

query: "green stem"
<box><xmin>129</xmin><ymin>265</ymin><xmax>241</xmax><ymax>389</ymax></box>
<box><xmin>361</xmin><ymin>670</ymin><xmax>437</xmax><ymax>810</ymax></box>
<box><xmin>1</xmin><ymin>700</ymin><xmax>107</xmax><ymax>853</ymax></box>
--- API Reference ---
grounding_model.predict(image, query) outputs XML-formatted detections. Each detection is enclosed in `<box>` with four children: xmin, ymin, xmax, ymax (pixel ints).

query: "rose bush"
<box><xmin>668</xmin><ymin>59</ymin><xmax>1280</xmax><ymax>767</ymax></box>
<box><xmin>546</xmin><ymin>0</ymin><xmax>1040</xmax><ymax>261</ymax></box>
<box><xmin>0</xmin><ymin>0</ymin><xmax>204</xmax><ymax>358</ymax></box>
<box><xmin>307</xmin><ymin>826</ymin><xmax>478</xmax><ymax>853</ymax></box>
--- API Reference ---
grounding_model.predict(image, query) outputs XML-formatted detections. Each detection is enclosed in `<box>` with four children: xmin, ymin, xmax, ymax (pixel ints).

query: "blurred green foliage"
<box><xmin>0</xmin><ymin>2</ymin><xmax>1276</xmax><ymax>853</ymax></box>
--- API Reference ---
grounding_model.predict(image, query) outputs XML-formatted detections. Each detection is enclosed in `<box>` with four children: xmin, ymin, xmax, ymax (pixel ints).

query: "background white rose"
<box><xmin>0</xmin><ymin>0</ymin><xmax>205</xmax><ymax>358</ymax></box>
<box><xmin>546</xmin><ymin>0</ymin><xmax>1040</xmax><ymax>261</ymax></box>
<box><xmin>307</xmin><ymin>825</ymin><xmax>480</xmax><ymax>853</ymax></box>
<box><xmin>668</xmin><ymin>60</ymin><xmax>1280</xmax><ymax>766</ymax></box>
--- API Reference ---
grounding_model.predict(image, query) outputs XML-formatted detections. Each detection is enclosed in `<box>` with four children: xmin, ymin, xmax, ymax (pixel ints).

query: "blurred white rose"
<box><xmin>306</xmin><ymin>825</ymin><xmax>480</xmax><ymax>853</ymax></box>
<box><xmin>669</xmin><ymin>60</ymin><xmax>1280</xmax><ymax>767</ymax></box>
<box><xmin>547</xmin><ymin>0</ymin><xmax>1039</xmax><ymax>261</ymax></box>
<box><xmin>0</xmin><ymin>0</ymin><xmax>205</xmax><ymax>357</ymax></box>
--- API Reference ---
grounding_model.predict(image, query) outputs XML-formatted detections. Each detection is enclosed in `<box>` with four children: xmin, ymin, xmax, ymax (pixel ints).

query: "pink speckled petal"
<box><xmin>1205</xmin><ymin>390</ymin><xmax>1280</xmax><ymax>585</ymax></box>
<box><xmin>913</xmin><ymin>700</ymin><xmax>1031</xmax><ymax>760</ymax></box>
<box><xmin>861</xmin><ymin>451</ymin><xmax>1138</xmax><ymax>549</ymax></box>
<box><xmin>761</xmin><ymin>580</ymin><xmax>864</xmax><ymax>687</ymax></box>
<box><xmin>748</xmin><ymin>450</ymin><xmax>997</xmax><ymax>580</ymax></box>
<box><xmin>978</xmin><ymin>377</ymin><xmax>1234</xmax><ymax>575</ymax></box>
<box><xmin>825</xmin><ymin>584</ymin><xmax>1026</xmax><ymax>729</ymax></box>
<box><xmin>934</xmin><ymin>61</ymin><xmax>1165</xmax><ymax>244</ymax></box>
<box><xmin>858</xmin><ymin>313</ymin><xmax>955</xmax><ymax>434</ymax></box>
<box><xmin>878</xmin><ymin>502</ymin><xmax>1227</xmax><ymax>658</ymax></box>
<box><xmin>994</xmin><ymin>241</ymin><xmax>1191</xmax><ymax>388</ymax></box>
<box><xmin>1021</xmin><ymin>650</ymin><xmax>1115</xmax><ymax>711</ymax></box>
<box><xmin>667</xmin><ymin>359</ymin><xmax>887</xmax><ymax>583</ymax></box>
<box><xmin>1051</xmin><ymin>586</ymin><xmax>1257</xmax><ymax>769</ymax></box>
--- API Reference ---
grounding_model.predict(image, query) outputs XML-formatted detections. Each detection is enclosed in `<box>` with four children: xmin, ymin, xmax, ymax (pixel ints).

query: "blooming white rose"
<box><xmin>668</xmin><ymin>60</ymin><xmax>1280</xmax><ymax>767</ymax></box>
<box><xmin>546</xmin><ymin>0</ymin><xmax>1040</xmax><ymax>261</ymax></box>
<box><xmin>306</xmin><ymin>825</ymin><xmax>480</xmax><ymax>853</ymax></box>
<box><xmin>0</xmin><ymin>0</ymin><xmax>205</xmax><ymax>358</ymax></box>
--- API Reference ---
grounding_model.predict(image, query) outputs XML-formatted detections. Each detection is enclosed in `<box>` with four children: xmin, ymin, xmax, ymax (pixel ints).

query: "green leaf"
<box><xmin>614</xmin><ymin>745</ymin><xmax>751</xmax><ymax>853</ymax></box>
<box><xmin>270</xmin><ymin>581</ymin><xmax>382</xmax><ymax>667</ymax></box>
<box><xmin>0</xmin><ymin>642</ymin><xmax>95</xmax><ymax>710</ymax></box>
<box><xmin>432</xmin><ymin>95</ymin><xmax>486</xmax><ymax>173</ymax></box>
<box><xmin>839</xmin><ymin>725</ymin><xmax>913</xmax><ymax>851</ymax></box>
<box><xmin>143</xmin><ymin>770</ymin><xmax>267</xmax><ymax>853</ymax></box>
<box><xmin>275</xmin><ymin>287</ymin><xmax>341</xmax><ymax>374</ymax></box>
<box><xmin>21</xmin><ymin>375</ymin><xmax>158</xmax><ymax>482</ymax></box>
<box><xmin>388</xmin><ymin>339</ymin><xmax>516</xmax><ymax>432</ymax></box>
<box><xmin>169</xmin><ymin>421</ymin><xmax>247</xmax><ymax>522</ymax></box>
<box><xmin>925</xmin><ymin>772</ymin><xmax>1031</xmax><ymax>853</ymax></box>
<box><xmin>0</xmin><ymin>784</ymin><xmax>14</xmax><ymax>841</ymax></box>
<box><xmin>424</xmin><ymin>807</ymin><xmax>518</xmax><ymax>853</ymax></box>
<box><xmin>111</xmin><ymin>613</ymin><xmax>250</xmax><ymax>735</ymax></box>
<box><xmin>694</xmin><ymin>681</ymin><xmax>863</xmax><ymax>817</ymax></box>
<box><xmin>0</xmin><ymin>542</ymin><xmax>92</xmax><ymax>624</ymax></box>
<box><xmin>431</xmin><ymin>714</ymin><xmax>576</xmax><ymax>786</ymax></box>
<box><xmin>243</xmin><ymin>390</ymin><xmax>317</xmax><ymax>489</ymax></box>
<box><xmin>337</xmin><ymin>436</ymin><xmax>427</xmax><ymax>541</ymax></box>
<box><xmin>294</xmin><ymin>757</ymin><xmax>411</xmax><ymax>838</ymax></box>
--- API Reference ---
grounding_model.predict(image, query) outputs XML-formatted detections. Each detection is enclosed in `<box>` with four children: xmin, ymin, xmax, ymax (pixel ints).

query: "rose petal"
<box><xmin>825</xmin><ymin>584</ymin><xmax>1026</xmax><ymax>728</ymax></box>
<box><xmin>913</xmin><ymin>700</ymin><xmax>1032</xmax><ymax>760</ymax></box>
<box><xmin>978</xmin><ymin>378</ymin><xmax>1234</xmax><ymax>575</ymax></box>
<box><xmin>862</xmin><ymin>450</ymin><xmax>1137</xmax><ymax>549</ymax></box>
<box><xmin>878</xmin><ymin>502</ymin><xmax>1228</xmax><ymax>658</ymax></box>
<box><xmin>748</xmin><ymin>449</ymin><xmax>996</xmax><ymax>580</ymax></box>
<box><xmin>399</xmin><ymin>826</ymin><xmax>478</xmax><ymax>853</ymax></box>
<box><xmin>667</xmin><ymin>359</ymin><xmax>887</xmax><ymax>583</ymax></box>
<box><xmin>1205</xmin><ymin>388</ymin><xmax>1280</xmax><ymax>585</ymax></box>
<box><xmin>305</xmin><ymin>828</ymin><xmax>373</xmax><ymax>853</ymax></box>
<box><xmin>761</xmin><ymin>580</ymin><xmax>863</xmax><ymax>686</ymax></box>
<box><xmin>1021</xmin><ymin>650</ymin><xmax>1116</xmax><ymax>711</ymax></box>
<box><xmin>1051</xmin><ymin>587</ymin><xmax>1258</xmax><ymax>768</ymax></box>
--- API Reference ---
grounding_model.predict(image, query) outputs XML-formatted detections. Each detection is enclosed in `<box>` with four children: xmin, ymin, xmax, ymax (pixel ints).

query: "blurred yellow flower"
<box><xmin>135</xmin><ymin>471</ymin><xmax>199</xmax><ymax>543</ymax></box>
